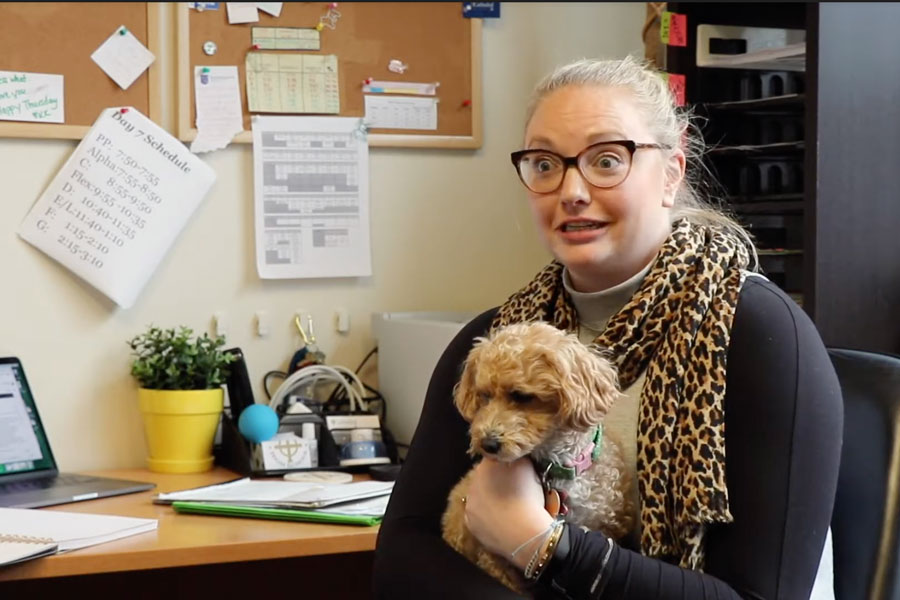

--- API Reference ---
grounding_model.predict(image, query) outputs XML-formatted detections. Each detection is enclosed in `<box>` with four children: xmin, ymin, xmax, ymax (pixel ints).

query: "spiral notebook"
<box><xmin>0</xmin><ymin>507</ymin><xmax>158</xmax><ymax>567</ymax></box>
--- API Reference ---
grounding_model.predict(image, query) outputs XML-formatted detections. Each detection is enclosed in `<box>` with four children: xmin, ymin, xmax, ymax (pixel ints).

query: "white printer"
<box><xmin>372</xmin><ymin>312</ymin><xmax>476</xmax><ymax>449</ymax></box>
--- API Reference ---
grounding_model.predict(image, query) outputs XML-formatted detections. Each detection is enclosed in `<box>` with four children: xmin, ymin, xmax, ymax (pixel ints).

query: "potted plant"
<box><xmin>128</xmin><ymin>325</ymin><xmax>236</xmax><ymax>473</ymax></box>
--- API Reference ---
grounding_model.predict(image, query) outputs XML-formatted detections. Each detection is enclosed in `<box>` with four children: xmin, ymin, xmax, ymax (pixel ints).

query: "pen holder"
<box><xmin>215</xmin><ymin>410</ymin><xmax>342</xmax><ymax>476</ymax></box>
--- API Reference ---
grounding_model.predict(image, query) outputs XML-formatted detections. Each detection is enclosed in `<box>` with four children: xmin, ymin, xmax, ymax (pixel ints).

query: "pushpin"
<box><xmin>462</xmin><ymin>99</ymin><xmax>472</xmax><ymax>107</ymax></box>
<box><xmin>365</xmin><ymin>77</ymin><xmax>373</xmax><ymax>85</ymax></box>
<box><xmin>316</xmin><ymin>22</ymin><xmax>324</xmax><ymax>31</ymax></box>
<box><xmin>252</xmin><ymin>43</ymin><xmax>260</xmax><ymax>50</ymax></box>
<box><xmin>200</xmin><ymin>67</ymin><xmax>210</xmax><ymax>85</ymax></box>
<box><xmin>201</xmin><ymin>67</ymin><xmax>211</xmax><ymax>74</ymax></box>
<box><xmin>120</xmin><ymin>107</ymin><xmax>129</xmax><ymax>114</ymax></box>
<box><xmin>330</xmin><ymin>2</ymin><xmax>338</xmax><ymax>7</ymax></box>
<box><xmin>119</xmin><ymin>27</ymin><xmax>128</xmax><ymax>35</ymax></box>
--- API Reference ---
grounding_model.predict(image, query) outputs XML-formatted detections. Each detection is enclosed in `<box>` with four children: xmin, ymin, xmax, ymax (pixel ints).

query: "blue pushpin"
<box><xmin>119</xmin><ymin>27</ymin><xmax>128</xmax><ymax>36</ymax></box>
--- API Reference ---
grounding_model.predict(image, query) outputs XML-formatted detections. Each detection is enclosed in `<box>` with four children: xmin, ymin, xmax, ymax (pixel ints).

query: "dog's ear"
<box><xmin>453</xmin><ymin>339</ymin><xmax>485</xmax><ymax>422</ymax></box>
<box><xmin>556</xmin><ymin>343</ymin><xmax>622</xmax><ymax>431</ymax></box>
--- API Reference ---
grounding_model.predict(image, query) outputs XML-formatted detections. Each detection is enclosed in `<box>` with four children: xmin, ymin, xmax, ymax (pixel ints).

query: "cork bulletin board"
<box><xmin>0</xmin><ymin>2</ymin><xmax>162</xmax><ymax>140</ymax></box>
<box><xmin>176</xmin><ymin>2</ymin><xmax>483</xmax><ymax>149</ymax></box>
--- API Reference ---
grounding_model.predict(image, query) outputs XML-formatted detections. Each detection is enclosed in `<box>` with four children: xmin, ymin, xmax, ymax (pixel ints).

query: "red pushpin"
<box><xmin>120</xmin><ymin>107</ymin><xmax>129</xmax><ymax>114</ymax></box>
<box><xmin>365</xmin><ymin>77</ymin><xmax>373</xmax><ymax>85</ymax></box>
<box><xmin>461</xmin><ymin>99</ymin><xmax>471</xmax><ymax>107</ymax></box>
<box><xmin>252</xmin><ymin>43</ymin><xmax>260</xmax><ymax>50</ymax></box>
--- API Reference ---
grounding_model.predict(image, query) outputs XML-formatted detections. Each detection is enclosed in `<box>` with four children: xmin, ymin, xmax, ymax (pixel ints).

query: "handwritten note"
<box><xmin>246</xmin><ymin>53</ymin><xmax>339</xmax><ymax>114</ymax></box>
<box><xmin>17</xmin><ymin>107</ymin><xmax>216</xmax><ymax>308</ymax></box>
<box><xmin>364</xmin><ymin>96</ymin><xmax>437</xmax><ymax>130</ymax></box>
<box><xmin>666</xmin><ymin>73</ymin><xmax>686</xmax><ymax>106</ymax></box>
<box><xmin>251</xmin><ymin>27</ymin><xmax>320</xmax><ymax>50</ymax></box>
<box><xmin>91</xmin><ymin>25</ymin><xmax>155</xmax><ymax>90</ymax></box>
<box><xmin>191</xmin><ymin>66</ymin><xmax>243</xmax><ymax>154</ymax></box>
<box><xmin>660</xmin><ymin>11</ymin><xmax>688</xmax><ymax>47</ymax></box>
<box><xmin>0</xmin><ymin>71</ymin><xmax>64</xmax><ymax>124</ymax></box>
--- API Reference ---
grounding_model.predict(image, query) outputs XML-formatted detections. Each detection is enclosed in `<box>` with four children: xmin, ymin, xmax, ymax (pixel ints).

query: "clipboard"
<box><xmin>172</xmin><ymin>501</ymin><xmax>382</xmax><ymax>526</ymax></box>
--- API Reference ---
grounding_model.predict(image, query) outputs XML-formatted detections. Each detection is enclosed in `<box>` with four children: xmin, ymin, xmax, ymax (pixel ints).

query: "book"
<box><xmin>172</xmin><ymin>500</ymin><xmax>384</xmax><ymax>526</ymax></box>
<box><xmin>155</xmin><ymin>477</ymin><xmax>394</xmax><ymax>509</ymax></box>
<box><xmin>0</xmin><ymin>507</ymin><xmax>158</xmax><ymax>567</ymax></box>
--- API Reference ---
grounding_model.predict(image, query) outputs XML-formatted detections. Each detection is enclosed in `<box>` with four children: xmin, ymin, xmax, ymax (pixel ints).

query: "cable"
<box><xmin>262</xmin><ymin>370</ymin><xmax>287</xmax><ymax>400</ymax></box>
<box><xmin>268</xmin><ymin>364</ymin><xmax>368</xmax><ymax>414</ymax></box>
<box><xmin>355</xmin><ymin>346</ymin><xmax>378</xmax><ymax>373</ymax></box>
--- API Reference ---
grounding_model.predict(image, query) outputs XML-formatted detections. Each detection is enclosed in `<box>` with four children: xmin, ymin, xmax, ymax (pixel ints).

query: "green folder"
<box><xmin>172</xmin><ymin>501</ymin><xmax>382</xmax><ymax>526</ymax></box>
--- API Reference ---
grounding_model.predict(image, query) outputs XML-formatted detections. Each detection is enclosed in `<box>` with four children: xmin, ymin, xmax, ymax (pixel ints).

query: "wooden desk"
<box><xmin>0</xmin><ymin>468</ymin><xmax>379</xmax><ymax>597</ymax></box>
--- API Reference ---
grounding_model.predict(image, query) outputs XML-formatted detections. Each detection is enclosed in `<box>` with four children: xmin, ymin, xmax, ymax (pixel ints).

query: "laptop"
<box><xmin>0</xmin><ymin>357</ymin><xmax>155</xmax><ymax>508</ymax></box>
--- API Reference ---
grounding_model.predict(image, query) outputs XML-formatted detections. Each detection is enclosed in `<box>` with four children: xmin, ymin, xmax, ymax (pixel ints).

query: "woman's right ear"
<box><xmin>453</xmin><ymin>342</ymin><xmax>483</xmax><ymax>421</ymax></box>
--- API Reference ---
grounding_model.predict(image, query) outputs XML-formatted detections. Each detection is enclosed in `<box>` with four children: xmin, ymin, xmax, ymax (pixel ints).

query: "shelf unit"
<box><xmin>666</xmin><ymin>2</ymin><xmax>900</xmax><ymax>354</ymax></box>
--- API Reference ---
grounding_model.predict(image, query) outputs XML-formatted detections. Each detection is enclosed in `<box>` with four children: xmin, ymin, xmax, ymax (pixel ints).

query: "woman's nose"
<box><xmin>558</xmin><ymin>165</ymin><xmax>590</xmax><ymax>207</ymax></box>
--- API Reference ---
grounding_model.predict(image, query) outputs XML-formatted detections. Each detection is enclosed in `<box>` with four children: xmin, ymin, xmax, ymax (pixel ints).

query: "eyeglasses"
<box><xmin>510</xmin><ymin>140</ymin><xmax>670</xmax><ymax>194</ymax></box>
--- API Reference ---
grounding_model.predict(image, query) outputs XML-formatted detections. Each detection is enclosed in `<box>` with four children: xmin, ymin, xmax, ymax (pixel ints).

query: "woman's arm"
<box><xmin>373</xmin><ymin>308</ymin><xmax>525</xmax><ymax>599</ymax></box>
<box><xmin>538</xmin><ymin>277</ymin><xmax>843</xmax><ymax>599</ymax></box>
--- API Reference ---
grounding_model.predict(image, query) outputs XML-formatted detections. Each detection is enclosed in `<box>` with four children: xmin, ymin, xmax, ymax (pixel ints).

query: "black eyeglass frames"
<box><xmin>510</xmin><ymin>140</ymin><xmax>670</xmax><ymax>194</ymax></box>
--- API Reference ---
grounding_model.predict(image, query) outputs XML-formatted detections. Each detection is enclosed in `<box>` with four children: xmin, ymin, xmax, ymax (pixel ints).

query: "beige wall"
<box><xmin>0</xmin><ymin>3</ymin><xmax>644</xmax><ymax>470</ymax></box>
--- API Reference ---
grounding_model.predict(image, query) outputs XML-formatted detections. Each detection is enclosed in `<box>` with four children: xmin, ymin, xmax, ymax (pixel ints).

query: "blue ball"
<box><xmin>238</xmin><ymin>404</ymin><xmax>279</xmax><ymax>443</ymax></box>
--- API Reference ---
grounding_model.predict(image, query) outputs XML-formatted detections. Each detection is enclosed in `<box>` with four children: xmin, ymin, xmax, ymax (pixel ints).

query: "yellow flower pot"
<box><xmin>138</xmin><ymin>388</ymin><xmax>224</xmax><ymax>474</ymax></box>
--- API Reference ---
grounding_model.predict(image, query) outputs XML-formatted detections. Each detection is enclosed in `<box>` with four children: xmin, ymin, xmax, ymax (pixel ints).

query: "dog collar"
<box><xmin>539</xmin><ymin>425</ymin><xmax>603</xmax><ymax>482</ymax></box>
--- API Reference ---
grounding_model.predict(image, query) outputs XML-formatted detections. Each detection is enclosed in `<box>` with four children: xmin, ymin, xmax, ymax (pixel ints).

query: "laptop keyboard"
<box><xmin>0</xmin><ymin>473</ymin><xmax>96</xmax><ymax>493</ymax></box>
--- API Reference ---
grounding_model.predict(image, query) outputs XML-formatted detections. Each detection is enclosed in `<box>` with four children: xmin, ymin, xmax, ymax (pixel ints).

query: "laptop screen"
<box><xmin>0</xmin><ymin>359</ymin><xmax>56</xmax><ymax>475</ymax></box>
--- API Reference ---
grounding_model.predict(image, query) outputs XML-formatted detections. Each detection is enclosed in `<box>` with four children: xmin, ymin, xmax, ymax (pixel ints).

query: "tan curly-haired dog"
<box><xmin>441</xmin><ymin>321</ymin><xmax>633</xmax><ymax>593</ymax></box>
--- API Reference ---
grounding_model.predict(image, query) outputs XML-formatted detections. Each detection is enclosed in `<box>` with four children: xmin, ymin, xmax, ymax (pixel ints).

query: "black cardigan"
<box><xmin>373</xmin><ymin>276</ymin><xmax>843</xmax><ymax>599</ymax></box>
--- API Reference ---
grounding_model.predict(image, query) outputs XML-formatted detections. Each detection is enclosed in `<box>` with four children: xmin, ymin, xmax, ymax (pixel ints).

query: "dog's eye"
<box><xmin>509</xmin><ymin>390</ymin><xmax>535</xmax><ymax>404</ymax></box>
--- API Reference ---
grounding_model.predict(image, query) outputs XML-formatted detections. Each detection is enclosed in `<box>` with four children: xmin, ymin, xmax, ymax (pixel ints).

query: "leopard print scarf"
<box><xmin>490</xmin><ymin>218</ymin><xmax>750</xmax><ymax>569</ymax></box>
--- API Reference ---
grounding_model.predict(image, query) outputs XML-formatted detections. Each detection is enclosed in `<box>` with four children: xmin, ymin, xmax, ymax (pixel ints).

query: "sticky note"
<box><xmin>0</xmin><ymin>71</ymin><xmax>64</xmax><ymax>124</ymax></box>
<box><xmin>668</xmin><ymin>13</ymin><xmax>687</xmax><ymax>47</ymax></box>
<box><xmin>667</xmin><ymin>73</ymin><xmax>686</xmax><ymax>106</ymax></box>
<box><xmin>661</xmin><ymin>11</ymin><xmax>687</xmax><ymax>47</ymax></box>
<box><xmin>227</xmin><ymin>2</ymin><xmax>259</xmax><ymax>24</ymax></box>
<box><xmin>91</xmin><ymin>25</ymin><xmax>156</xmax><ymax>90</ymax></box>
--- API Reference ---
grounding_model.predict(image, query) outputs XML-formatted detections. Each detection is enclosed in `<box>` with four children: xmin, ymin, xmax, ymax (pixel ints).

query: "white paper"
<box><xmin>191</xmin><ymin>66</ymin><xmax>243</xmax><ymax>154</ymax></box>
<box><xmin>227</xmin><ymin>2</ymin><xmax>259</xmax><ymax>23</ymax></box>
<box><xmin>0</xmin><ymin>71</ymin><xmax>64</xmax><ymax>124</ymax></box>
<box><xmin>252</xmin><ymin>116</ymin><xmax>371</xmax><ymax>279</ymax></box>
<box><xmin>157</xmin><ymin>477</ymin><xmax>393</xmax><ymax>508</ymax></box>
<box><xmin>256</xmin><ymin>2</ymin><xmax>283</xmax><ymax>17</ymax></box>
<box><xmin>362</xmin><ymin>80</ymin><xmax>437</xmax><ymax>96</ymax></box>
<box><xmin>90</xmin><ymin>26</ymin><xmax>155</xmax><ymax>90</ymax></box>
<box><xmin>0</xmin><ymin>507</ymin><xmax>157</xmax><ymax>552</ymax></box>
<box><xmin>17</xmin><ymin>107</ymin><xmax>216</xmax><ymax>308</ymax></box>
<box><xmin>364</xmin><ymin>96</ymin><xmax>438</xmax><ymax>130</ymax></box>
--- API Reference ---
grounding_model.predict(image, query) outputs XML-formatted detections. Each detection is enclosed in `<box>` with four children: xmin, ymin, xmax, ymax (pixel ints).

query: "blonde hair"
<box><xmin>525</xmin><ymin>55</ymin><xmax>758</xmax><ymax>268</ymax></box>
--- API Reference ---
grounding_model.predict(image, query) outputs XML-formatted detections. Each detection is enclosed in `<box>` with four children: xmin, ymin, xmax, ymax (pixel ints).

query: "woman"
<box><xmin>373</xmin><ymin>56</ymin><xmax>842</xmax><ymax>599</ymax></box>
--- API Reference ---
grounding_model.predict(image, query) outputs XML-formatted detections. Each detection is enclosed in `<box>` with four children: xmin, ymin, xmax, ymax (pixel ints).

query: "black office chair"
<box><xmin>829</xmin><ymin>348</ymin><xmax>900</xmax><ymax>600</ymax></box>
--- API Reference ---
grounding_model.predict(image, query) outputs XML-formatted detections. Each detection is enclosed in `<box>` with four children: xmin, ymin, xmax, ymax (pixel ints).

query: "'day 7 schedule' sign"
<box><xmin>17</xmin><ymin>107</ymin><xmax>216</xmax><ymax>308</ymax></box>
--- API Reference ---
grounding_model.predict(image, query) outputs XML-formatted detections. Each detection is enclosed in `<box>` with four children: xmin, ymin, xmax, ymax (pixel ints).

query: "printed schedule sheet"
<box><xmin>251</xmin><ymin>116</ymin><xmax>371</xmax><ymax>279</ymax></box>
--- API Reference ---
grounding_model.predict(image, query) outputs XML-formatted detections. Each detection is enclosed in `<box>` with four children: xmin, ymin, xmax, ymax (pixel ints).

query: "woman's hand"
<box><xmin>464</xmin><ymin>456</ymin><xmax>555</xmax><ymax>570</ymax></box>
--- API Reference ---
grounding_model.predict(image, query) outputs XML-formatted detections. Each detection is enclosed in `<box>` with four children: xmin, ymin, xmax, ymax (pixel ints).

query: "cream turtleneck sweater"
<box><xmin>562</xmin><ymin>261</ymin><xmax>653</xmax><ymax>548</ymax></box>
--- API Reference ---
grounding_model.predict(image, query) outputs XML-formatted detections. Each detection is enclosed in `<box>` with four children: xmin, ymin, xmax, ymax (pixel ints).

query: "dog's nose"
<box><xmin>480</xmin><ymin>438</ymin><xmax>501</xmax><ymax>454</ymax></box>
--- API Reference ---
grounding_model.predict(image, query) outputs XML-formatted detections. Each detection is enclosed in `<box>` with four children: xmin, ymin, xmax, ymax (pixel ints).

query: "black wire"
<box><xmin>262</xmin><ymin>370</ymin><xmax>287</xmax><ymax>400</ymax></box>
<box><xmin>355</xmin><ymin>346</ymin><xmax>378</xmax><ymax>373</ymax></box>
